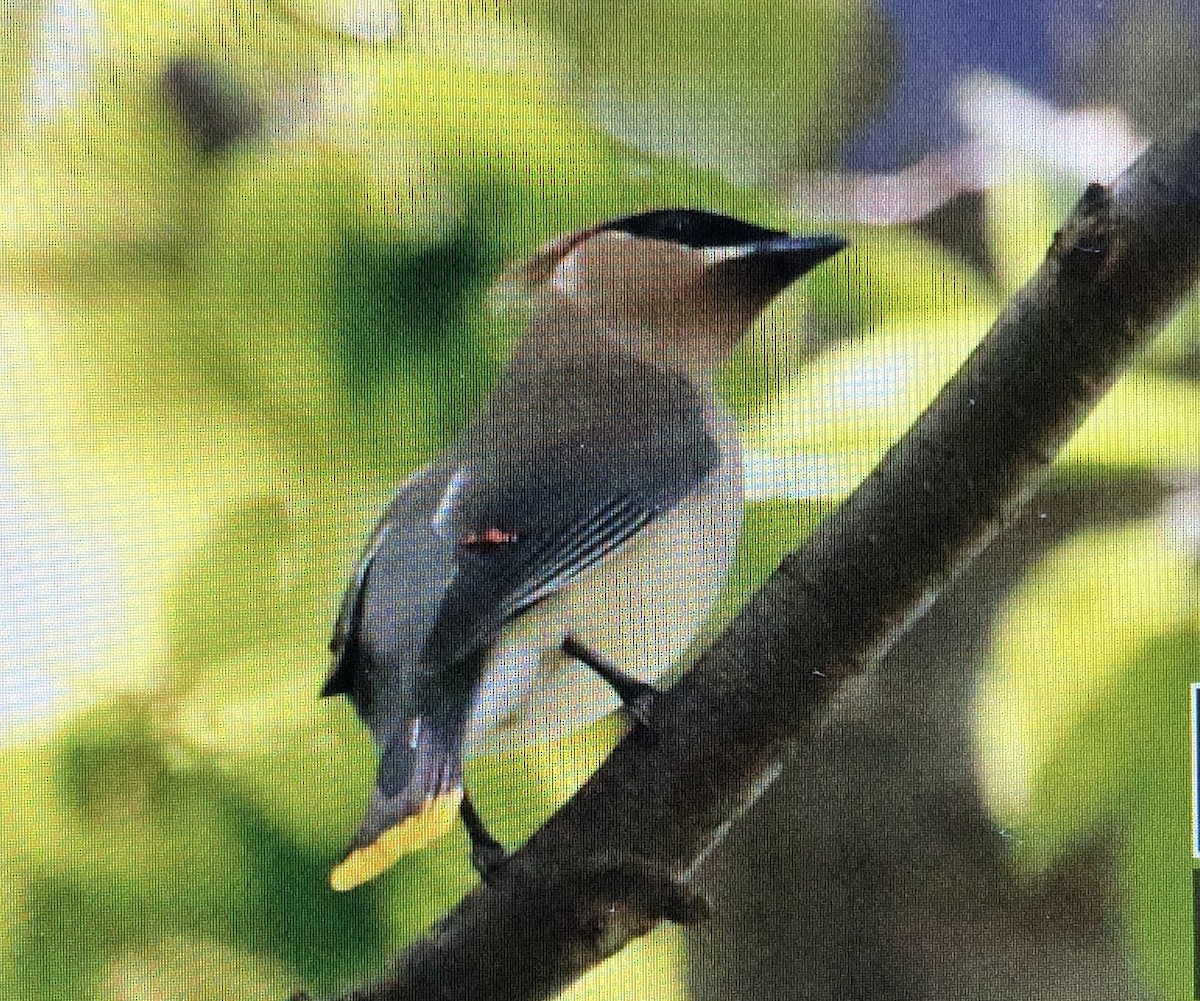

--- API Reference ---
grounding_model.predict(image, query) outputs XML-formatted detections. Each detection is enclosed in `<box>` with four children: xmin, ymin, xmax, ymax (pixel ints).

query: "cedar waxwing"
<box><xmin>323</xmin><ymin>209</ymin><xmax>846</xmax><ymax>891</ymax></box>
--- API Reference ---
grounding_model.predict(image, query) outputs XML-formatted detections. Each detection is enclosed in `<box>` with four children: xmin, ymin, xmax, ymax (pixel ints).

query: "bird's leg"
<box><xmin>561</xmin><ymin>636</ymin><xmax>658</xmax><ymax>730</ymax></box>
<box><xmin>460</xmin><ymin>791</ymin><xmax>508</xmax><ymax>882</ymax></box>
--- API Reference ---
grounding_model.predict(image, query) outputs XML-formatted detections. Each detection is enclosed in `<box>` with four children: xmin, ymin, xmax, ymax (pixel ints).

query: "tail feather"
<box><xmin>329</xmin><ymin>715</ymin><xmax>464</xmax><ymax>892</ymax></box>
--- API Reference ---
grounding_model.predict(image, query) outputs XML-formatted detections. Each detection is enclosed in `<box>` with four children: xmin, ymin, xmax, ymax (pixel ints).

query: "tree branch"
<box><xmin>303</xmin><ymin>101</ymin><xmax>1200</xmax><ymax>1001</ymax></box>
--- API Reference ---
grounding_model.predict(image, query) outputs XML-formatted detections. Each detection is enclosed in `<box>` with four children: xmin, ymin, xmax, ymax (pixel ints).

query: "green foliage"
<box><xmin>518</xmin><ymin>0</ymin><xmax>874</xmax><ymax>178</ymax></box>
<box><xmin>2</xmin><ymin>2</ymin><xmax>1198</xmax><ymax>998</ymax></box>
<box><xmin>977</xmin><ymin>523</ymin><xmax>1199</xmax><ymax>1000</ymax></box>
<box><xmin>1</xmin><ymin>2</ymin><xmax>853</xmax><ymax>995</ymax></box>
<box><xmin>2</xmin><ymin>703</ymin><xmax>389</xmax><ymax>998</ymax></box>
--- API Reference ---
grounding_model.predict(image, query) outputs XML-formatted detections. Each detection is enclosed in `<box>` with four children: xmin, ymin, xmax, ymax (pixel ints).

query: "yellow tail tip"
<box><xmin>329</xmin><ymin>788</ymin><xmax>464</xmax><ymax>892</ymax></box>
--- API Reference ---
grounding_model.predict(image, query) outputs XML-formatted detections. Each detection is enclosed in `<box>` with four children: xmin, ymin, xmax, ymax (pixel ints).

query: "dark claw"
<box><xmin>561</xmin><ymin>636</ymin><xmax>660</xmax><ymax>734</ymax></box>
<box><xmin>460</xmin><ymin>792</ymin><xmax>508</xmax><ymax>882</ymax></box>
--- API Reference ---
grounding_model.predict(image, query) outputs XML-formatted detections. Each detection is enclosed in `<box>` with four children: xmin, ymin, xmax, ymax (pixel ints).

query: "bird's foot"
<box><xmin>460</xmin><ymin>792</ymin><xmax>508</xmax><ymax>883</ymax></box>
<box><xmin>561</xmin><ymin>636</ymin><xmax>659</xmax><ymax>734</ymax></box>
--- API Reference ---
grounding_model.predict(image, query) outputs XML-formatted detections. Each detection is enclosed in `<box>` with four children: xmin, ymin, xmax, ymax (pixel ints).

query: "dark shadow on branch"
<box><xmin>294</xmin><ymin>99</ymin><xmax>1200</xmax><ymax>1001</ymax></box>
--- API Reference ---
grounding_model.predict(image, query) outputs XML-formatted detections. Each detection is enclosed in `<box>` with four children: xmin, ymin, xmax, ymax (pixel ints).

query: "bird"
<box><xmin>322</xmin><ymin>208</ymin><xmax>847</xmax><ymax>892</ymax></box>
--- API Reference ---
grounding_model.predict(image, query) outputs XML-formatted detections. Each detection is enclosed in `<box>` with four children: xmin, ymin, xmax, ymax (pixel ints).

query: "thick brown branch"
<box><xmin>303</xmin><ymin>102</ymin><xmax>1200</xmax><ymax>1001</ymax></box>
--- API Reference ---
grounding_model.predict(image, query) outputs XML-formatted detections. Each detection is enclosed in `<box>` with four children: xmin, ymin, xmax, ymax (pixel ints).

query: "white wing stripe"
<box><xmin>432</xmin><ymin>469</ymin><xmax>467</xmax><ymax>537</ymax></box>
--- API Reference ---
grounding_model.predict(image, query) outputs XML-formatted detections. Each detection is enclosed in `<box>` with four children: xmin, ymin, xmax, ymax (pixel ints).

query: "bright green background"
<box><xmin>0</xmin><ymin>2</ymin><xmax>1197</xmax><ymax>998</ymax></box>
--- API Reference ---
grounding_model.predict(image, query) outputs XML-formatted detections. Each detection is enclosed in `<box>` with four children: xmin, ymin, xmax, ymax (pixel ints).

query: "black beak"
<box><xmin>752</xmin><ymin>234</ymin><xmax>848</xmax><ymax>271</ymax></box>
<box><xmin>711</xmin><ymin>234</ymin><xmax>848</xmax><ymax>294</ymax></box>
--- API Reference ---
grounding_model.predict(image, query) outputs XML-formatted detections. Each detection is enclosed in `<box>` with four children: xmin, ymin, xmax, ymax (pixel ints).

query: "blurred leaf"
<box><xmin>522</xmin><ymin>0</ymin><xmax>870</xmax><ymax>182</ymax></box>
<box><xmin>0</xmin><ymin>319</ymin><xmax>291</xmax><ymax>710</ymax></box>
<box><xmin>1061</xmin><ymin>368</ymin><xmax>1200</xmax><ymax>468</ymax></box>
<box><xmin>362</xmin><ymin>54</ymin><xmax>612</xmax><ymax>208</ymax></box>
<box><xmin>1</xmin><ymin>700</ymin><xmax>388</xmax><ymax>997</ymax></box>
<box><xmin>328</xmin><ymin>214</ymin><xmax>504</xmax><ymax>452</ymax></box>
<box><xmin>684</xmin><ymin>497</ymin><xmax>829</xmax><ymax>666</ymax></box>
<box><xmin>46</xmin><ymin>702</ymin><xmax>253</xmax><ymax>903</ymax></box>
<box><xmin>746</xmin><ymin>317</ymin><xmax>988</xmax><ymax>491</ymax></box>
<box><xmin>263</xmin><ymin>0</ymin><xmax>532</xmax><ymax>55</ymax></box>
<box><xmin>748</xmin><ymin>311</ymin><xmax>1200</xmax><ymax>493</ymax></box>
<box><xmin>0</xmin><ymin>863</ymin><xmax>23</xmax><ymax>999</ymax></box>
<box><xmin>1</xmin><ymin>55</ymin><xmax>201</xmax><ymax>277</ymax></box>
<box><xmin>0</xmin><ymin>740</ymin><xmax>74</xmax><ymax>871</ymax></box>
<box><xmin>984</xmin><ymin>172</ymin><xmax>1078</xmax><ymax>298</ymax></box>
<box><xmin>165</xmin><ymin>495</ymin><xmax>313</xmax><ymax>673</ymax></box>
<box><xmin>1143</xmin><ymin>290</ymin><xmax>1200</xmax><ymax>374</ymax></box>
<box><xmin>94</xmin><ymin>934</ymin><xmax>294</xmax><ymax>1001</ymax></box>
<box><xmin>170</xmin><ymin>647</ymin><xmax>368</xmax><ymax>851</ymax></box>
<box><xmin>976</xmin><ymin>520</ymin><xmax>1196</xmax><ymax>866</ymax></box>
<box><xmin>561</xmin><ymin>926</ymin><xmax>689</xmax><ymax>1001</ymax></box>
<box><xmin>0</xmin><ymin>705</ymin><xmax>259</xmax><ymax>995</ymax></box>
<box><xmin>0</xmin><ymin>4</ymin><xmax>36</xmax><ymax>141</ymax></box>
<box><xmin>183</xmin><ymin>146</ymin><xmax>352</xmax><ymax>427</ymax></box>
<box><xmin>973</xmin><ymin>520</ymin><xmax>1200</xmax><ymax>1001</ymax></box>
<box><xmin>829</xmin><ymin>227</ymin><xmax>996</xmax><ymax>329</ymax></box>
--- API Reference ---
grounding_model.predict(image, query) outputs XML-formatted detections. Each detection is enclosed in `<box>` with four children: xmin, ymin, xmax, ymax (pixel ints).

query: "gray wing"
<box><xmin>323</xmin><ymin>521</ymin><xmax>387</xmax><ymax>698</ymax></box>
<box><xmin>323</xmin><ymin>464</ymin><xmax>454</xmax><ymax>702</ymax></box>
<box><xmin>419</xmin><ymin>351</ymin><xmax>720</xmax><ymax>668</ymax></box>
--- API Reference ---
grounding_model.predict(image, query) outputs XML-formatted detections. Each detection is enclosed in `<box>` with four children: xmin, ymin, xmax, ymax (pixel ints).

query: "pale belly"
<box><xmin>463</xmin><ymin>443</ymin><xmax>743</xmax><ymax>752</ymax></box>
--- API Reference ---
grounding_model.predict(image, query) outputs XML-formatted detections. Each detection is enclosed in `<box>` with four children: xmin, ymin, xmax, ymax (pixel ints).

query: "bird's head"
<box><xmin>497</xmin><ymin>208</ymin><xmax>846</xmax><ymax>376</ymax></box>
